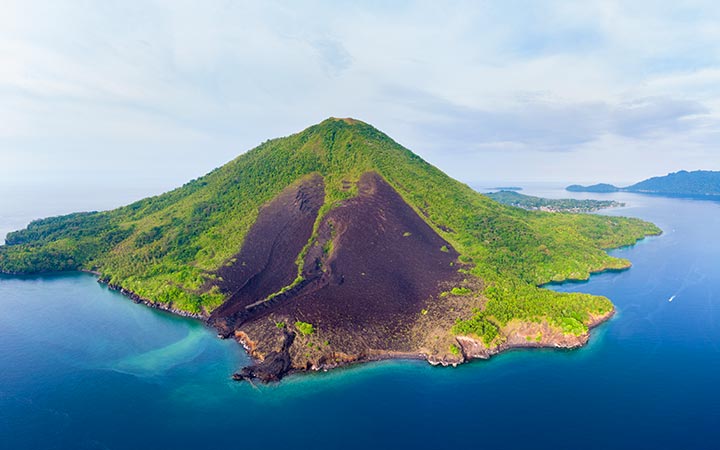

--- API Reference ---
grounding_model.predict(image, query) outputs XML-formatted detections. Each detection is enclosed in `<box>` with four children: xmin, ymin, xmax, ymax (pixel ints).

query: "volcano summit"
<box><xmin>0</xmin><ymin>118</ymin><xmax>660</xmax><ymax>381</ymax></box>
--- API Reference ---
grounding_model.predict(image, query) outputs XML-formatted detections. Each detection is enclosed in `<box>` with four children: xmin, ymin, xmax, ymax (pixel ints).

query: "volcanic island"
<box><xmin>0</xmin><ymin>118</ymin><xmax>661</xmax><ymax>381</ymax></box>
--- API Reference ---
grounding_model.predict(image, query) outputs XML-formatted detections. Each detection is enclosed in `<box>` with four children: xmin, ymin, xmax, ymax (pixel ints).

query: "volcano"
<box><xmin>0</xmin><ymin>118</ymin><xmax>660</xmax><ymax>381</ymax></box>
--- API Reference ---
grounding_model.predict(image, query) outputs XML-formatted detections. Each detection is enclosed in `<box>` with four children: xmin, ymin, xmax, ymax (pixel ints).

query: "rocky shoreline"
<box><xmin>231</xmin><ymin>308</ymin><xmax>616</xmax><ymax>382</ymax></box>
<box><xmin>97</xmin><ymin>277</ymin><xmax>208</xmax><ymax>320</ymax></box>
<box><xmin>2</xmin><ymin>267</ymin><xmax>617</xmax><ymax>382</ymax></box>
<box><xmin>451</xmin><ymin>309</ymin><xmax>614</xmax><ymax>363</ymax></box>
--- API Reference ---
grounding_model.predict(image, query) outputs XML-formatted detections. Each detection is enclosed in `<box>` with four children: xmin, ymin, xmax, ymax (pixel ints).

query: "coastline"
<box><xmin>231</xmin><ymin>304</ymin><xmax>616</xmax><ymax>381</ymax></box>
<box><xmin>452</xmin><ymin>308</ymin><xmax>614</xmax><ymax>363</ymax></box>
<box><xmin>95</xmin><ymin>276</ymin><xmax>208</xmax><ymax>320</ymax></box>
<box><xmin>1</xmin><ymin>261</ymin><xmax>621</xmax><ymax>382</ymax></box>
<box><xmin>539</xmin><ymin>228</ymin><xmax>663</xmax><ymax>287</ymax></box>
<box><xmin>227</xmin><ymin>226</ymin><xmax>655</xmax><ymax>382</ymax></box>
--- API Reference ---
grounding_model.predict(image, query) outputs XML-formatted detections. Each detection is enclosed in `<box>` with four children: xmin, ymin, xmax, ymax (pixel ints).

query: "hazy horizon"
<box><xmin>3</xmin><ymin>1</ymin><xmax>720</xmax><ymax>190</ymax></box>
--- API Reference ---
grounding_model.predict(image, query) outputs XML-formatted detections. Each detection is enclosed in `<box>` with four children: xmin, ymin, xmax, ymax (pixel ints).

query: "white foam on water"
<box><xmin>110</xmin><ymin>327</ymin><xmax>208</xmax><ymax>377</ymax></box>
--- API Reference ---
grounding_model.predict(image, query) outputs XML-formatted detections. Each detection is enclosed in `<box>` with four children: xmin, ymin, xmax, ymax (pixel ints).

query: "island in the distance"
<box><xmin>491</xmin><ymin>186</ymin><xmax>523</xmax><ymax>191</ymax></box>
<box><xmin>567</xmin><ymin>170</ymin><xmax>720</xmax><ymax>197</ymax></box>
<box><xmin>486</xmin><ymin>190</ymin><xmax>624</xmax><ymax>213</ymax></box>
<box><xmin>0</xmin><ymin>118</ymin><xmax>661</xmax><ymax>382</ymax></box>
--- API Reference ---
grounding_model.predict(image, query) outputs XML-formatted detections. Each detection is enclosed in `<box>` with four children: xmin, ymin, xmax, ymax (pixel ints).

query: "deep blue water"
<box><xmin>2</xmin><ymin>186</ymin><xmax>720</xmax><ymax>449</ymax></box>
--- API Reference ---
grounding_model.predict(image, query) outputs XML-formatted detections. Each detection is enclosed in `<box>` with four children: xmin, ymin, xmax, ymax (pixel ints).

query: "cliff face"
<box><xmin>455</xmin><ymin>309</ymin><xmax>614</xmax><ymax>362</ymax></box>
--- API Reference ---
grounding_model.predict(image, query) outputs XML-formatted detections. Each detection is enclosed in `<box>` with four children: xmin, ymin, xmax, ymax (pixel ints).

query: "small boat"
<box><xmin>669</xmin><ymin>295</ymin><xmax>676</xmax><ymax>302</ymax></box>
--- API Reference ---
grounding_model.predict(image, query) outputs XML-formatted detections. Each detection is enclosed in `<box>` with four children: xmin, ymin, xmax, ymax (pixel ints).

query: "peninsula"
<box><xmin>567</xmin><ymin>170</ymin><xmax>720</xmax><ymax>198</ymax></box>
<box><xmin>486</xmin><ymin>190</ymin><xmax>624</xmax><ymax>213</ymax></box>
<box><xmin>0</xmin><ymin>118</ymin><xmax>661</xmax><ymax>381</ymax></box>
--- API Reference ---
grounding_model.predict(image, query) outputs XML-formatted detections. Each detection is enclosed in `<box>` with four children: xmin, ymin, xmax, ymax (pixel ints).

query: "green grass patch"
<box><xmin>450</xmin><ymin>286</ymin><xmax>472</xmax><ymax>296</ymax></box>
<box><xmin>452</xmin><ymin>313</ymin><xmax>499</xmax><ymax>345</ymax></box>
<box><xmin>449</xmin><ymin>344</ymin><xmax>461</xmax><ymax>356</ymax></box>
<box><xmin>295</xmin><ymin>321</ymin><xmax>315</xmax><ymax>335</ymax></box>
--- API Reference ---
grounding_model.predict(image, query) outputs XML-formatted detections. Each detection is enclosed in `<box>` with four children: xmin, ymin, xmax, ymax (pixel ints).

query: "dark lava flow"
<box><xmin>210</xmin><ymin>171</ymin><xmax>461</xmax><ymax>381</ymax></box>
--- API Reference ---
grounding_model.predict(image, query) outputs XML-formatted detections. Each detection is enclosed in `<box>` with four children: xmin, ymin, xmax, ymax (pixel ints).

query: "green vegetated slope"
<box><xmin>0</xmin><ymin>118</ymin><xmax>660</xmax><ymax>336</ymax></box>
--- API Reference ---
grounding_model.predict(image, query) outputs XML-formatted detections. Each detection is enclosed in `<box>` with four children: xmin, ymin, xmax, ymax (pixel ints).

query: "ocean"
<box><xmin>1</xmin><ymin>184</ymin><xmax>719</xmax><ymax>449</ymax></box>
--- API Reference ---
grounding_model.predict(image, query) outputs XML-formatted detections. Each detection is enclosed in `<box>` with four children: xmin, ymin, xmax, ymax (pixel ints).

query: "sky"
<box><xmin>2</xmin><ymin>0</ymin><xmax>720</xmax><ymax>197</ymax></box>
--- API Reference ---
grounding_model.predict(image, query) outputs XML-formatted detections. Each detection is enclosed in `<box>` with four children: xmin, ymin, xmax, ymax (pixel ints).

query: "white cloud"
<box><xmin>1</xmin><ymin>0</ymin><xmax>720</xmax><ymax>187</ymax></box>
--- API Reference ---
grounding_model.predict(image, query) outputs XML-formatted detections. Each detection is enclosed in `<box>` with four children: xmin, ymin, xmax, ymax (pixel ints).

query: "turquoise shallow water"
<box><xmin>1</xmin><ymin>186</ymin><xmax>720</xmax><ymax>449</ymax></box>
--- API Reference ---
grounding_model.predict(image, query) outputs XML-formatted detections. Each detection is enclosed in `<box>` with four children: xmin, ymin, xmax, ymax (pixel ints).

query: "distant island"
<box><xmin>567</xmin><ymin>183</ymin><xmax>620</xmax><ymax>193</ymax></box>
<box><xmin>491</xmin><ymin>186</ymin><xmax>523</xmax><ymax>191</ymax></box>
<box><xmin>567</xmin><ymin>170</ymin><xmax>720</xmax><ymax>197</ymax></box>
<box><xmin>487</xmin><ymin>190</ymin><xmax>624</xmax><ymax>213</ymax></box>
<box><xmin>0</xmin><ymin>118</ymin><xmax>661</xmax><ymax>382</ymax></box>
